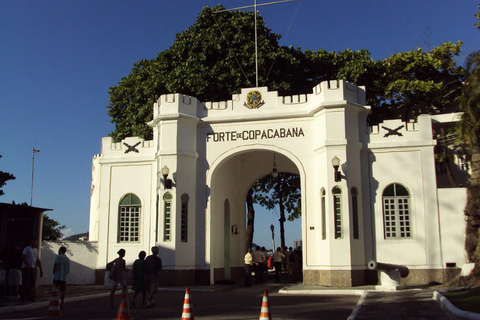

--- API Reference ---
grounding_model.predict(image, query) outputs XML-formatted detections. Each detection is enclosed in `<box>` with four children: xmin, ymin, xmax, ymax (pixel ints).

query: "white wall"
<box><xmin>438</xmin><ymin>188</ymin><xmax>468</xmax><ymax>267</ymax></box>
<box><xmin>39</xmin><ymin>241</ymin><xmax>98</xmax><ymax>285</ymax></box>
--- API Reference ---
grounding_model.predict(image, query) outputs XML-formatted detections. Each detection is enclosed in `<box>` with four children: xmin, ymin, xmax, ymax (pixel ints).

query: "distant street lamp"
<box><xmin>270</xmin><ymin>224</ymin><xmax>275</xmax><ymax>251</ymax></box>
<box><xmin>30</xmin><ymin>148</ymin><xmax>40</xmax><ymax>206</ymax></box>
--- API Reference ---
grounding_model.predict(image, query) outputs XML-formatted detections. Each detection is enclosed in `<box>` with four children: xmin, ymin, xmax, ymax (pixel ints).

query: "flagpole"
<box><xmin>213</xmin><ymin>0</ymin><xmax>300</xmax><ymax>88</ymax></box>
<box><xmin>30</xmin><ymin>148</ymin><xmax>40</xmax><ymax>206</ymax></box>
<box><xmin>254</xmin><ymin>0</ymin><xmax>258</xmax><ymax>87</ymax></box>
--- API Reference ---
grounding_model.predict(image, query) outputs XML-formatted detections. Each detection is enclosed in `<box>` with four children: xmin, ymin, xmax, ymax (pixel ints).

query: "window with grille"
<box><xmin>118</xmin><ymin>193</ymin><xmax>141</xmax><ymax>242</ymax></box>
<box><xmin>181</xmin><ymin>194</ymin><xmax>189</xmax><ymax>242</ymax></box>
<box><xmin>351</xmin><ymin>188</ymin><xmax>359</xmax><ymax>239</ymax></box>
<box><xmin>382</xmin><ymin>183</ymin><xmax>411</xmax><ymax>239</ymax></box>
<box><xmin>321</xmin><ymin>189</ymin><xmax>326</xmax><ymax>240</ymax></box>
<box><xmin>164</xmin><ymin>193</ymin><xmax>172</xmax><ymax>241</ymax></box>
<box><xmin>332</xmin><ymin>187</ymin><xmax>342</xmax><ymax>239</ymax></box>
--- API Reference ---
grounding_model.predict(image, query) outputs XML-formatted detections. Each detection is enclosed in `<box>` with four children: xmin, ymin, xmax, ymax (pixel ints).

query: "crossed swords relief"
<box><xmin>123</xmin><ymin>142</ymin><xmax>141</xmax><ymax>153</ymax></box>
<box><xmin>382</xmin><ymin>125</ymin><xmax>404</xmax><ymax>138</ymax></box>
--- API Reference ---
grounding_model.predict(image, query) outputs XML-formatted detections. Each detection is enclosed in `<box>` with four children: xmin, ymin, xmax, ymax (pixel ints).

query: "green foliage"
<box><xmin>42</xmin><ymin>214</ymin><xmax>66</xmax><ymax>241</ymax></box>
<box><xmin>107</xmin><ymin>5</ymin><xmax>465</xmax><ymax>141</ymax></box>
<box><xmin>458</xmin><ymin>50</ymin><xmax>480</xmax><ymax>161</ymax></box>
<box><xmin>0</xmin><ymin>155</ymin><xmax>16</xmax><ymax>197</ymax></box>
<box><xmin>476</xmin><ymin>4</ymin><xmax>480</xmax><ymax>30</ymax></box>
<box><xmin>374</xmin><ymin>41</ymin><xmax>464</xmax><ymax>123</ymax></box>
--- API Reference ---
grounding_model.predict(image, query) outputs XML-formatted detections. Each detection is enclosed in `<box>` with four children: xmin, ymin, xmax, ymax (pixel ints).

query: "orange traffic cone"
<box><xmin>259</xmin><ymin>289</ymin><xmax>272</xmax><ymax>320</ymax></box>
<box><xmin>114</xmin><ymin>285</ymin><xmax>132</xmax><ymax>320</ymax></box>
<box><xmin>181</xmin><ymin>287</ymin><xmax>194</xmax><ymax>320</ymax></box>
<box><xmin>47</xmin><ymin>284</ymin><xmax>62</xmax><ymax>316</ymax></box>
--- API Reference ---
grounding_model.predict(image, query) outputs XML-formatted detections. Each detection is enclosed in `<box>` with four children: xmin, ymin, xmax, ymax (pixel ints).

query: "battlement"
<box><xmin>366</xmin><ymin>115</ymin><xmax>434</xmax><ymax>145</ymax></box>
<box><xmin>153</xmin><ymin>93</ymin><xmax>198</xmax><ymax>118</ymax></box>
<box><xmin>283</xmin><ymin>94</ymin><xmax>307</xmax><ymax>104</ymax></box>
<box><xmin>312</xmin><ymin>80</ymin><xmax>366</xmax><ymax>106</ymax></box>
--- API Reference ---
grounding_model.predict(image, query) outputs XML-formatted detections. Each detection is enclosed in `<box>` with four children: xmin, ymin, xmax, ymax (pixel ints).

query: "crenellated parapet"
<box><xmin>311</xmin><ymin>80</ymin><xmax>366</xmax><ymax>106</ymax></box>
<box><xmin>366</xmin><ymin>115</ymin><xmax>434</xmax><ymax>146</ymax></box>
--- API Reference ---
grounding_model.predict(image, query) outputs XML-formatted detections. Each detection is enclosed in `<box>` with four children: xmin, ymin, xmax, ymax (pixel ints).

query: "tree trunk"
<box><xmin>279</xmin><ymin>200</ymin><xmax>286</xmax><ymax>249</ymax></box>
<box><xmin>246</xmin><ymin>188</ymin><xmax>255</xmax><ymax>250</ymax></box>
<box><xmin>278</xmin><ymin>176</ymin><xmax>287</xmax><ymax>249</ymax></box>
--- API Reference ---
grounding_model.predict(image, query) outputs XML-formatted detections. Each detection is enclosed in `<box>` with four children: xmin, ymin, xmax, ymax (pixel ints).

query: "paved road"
<box><xmin>1</xmin><ymin>283</ymin><xmax>359</xmax><ymax>320</ymax></box>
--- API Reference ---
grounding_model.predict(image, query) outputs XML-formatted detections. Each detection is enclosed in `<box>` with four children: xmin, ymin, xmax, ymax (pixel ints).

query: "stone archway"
<box><xmin>205</xmin><ymin>147</ymin><xmax>304</xmax><ymax>284</ymax></box>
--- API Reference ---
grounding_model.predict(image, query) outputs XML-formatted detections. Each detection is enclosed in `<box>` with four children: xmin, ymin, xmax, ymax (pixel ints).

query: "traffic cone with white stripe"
<box><xmin>181</xmin><ymin>287</ymin><xmax>194</xmax><ymax>320</ymax></box>
<box><xmin>114</xmin><ymin>285</ymin><xmax>132</xmax><ymax>320</ymax></box>
<box><xmin>47</xmin><ymin>284</ymin><xmax>62</xmax><ymax>316</ymax></box>
<box><xmin>259</xmin><ymin>289</ymin><xmax>272</xmax><ymax>320</ymax></box>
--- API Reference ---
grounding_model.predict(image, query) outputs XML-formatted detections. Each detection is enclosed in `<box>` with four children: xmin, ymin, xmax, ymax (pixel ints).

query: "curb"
<box><xmin>433</xmin><ymin>291</ymin><xmax>480</xmax><ymax>320</ymax></box>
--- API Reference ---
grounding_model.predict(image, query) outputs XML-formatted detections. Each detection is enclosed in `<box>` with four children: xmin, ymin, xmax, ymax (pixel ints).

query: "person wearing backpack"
<box><xmin>109</xmin><ymin>249</ymin><xmax>128</xmax><ymax>308</ymax></box>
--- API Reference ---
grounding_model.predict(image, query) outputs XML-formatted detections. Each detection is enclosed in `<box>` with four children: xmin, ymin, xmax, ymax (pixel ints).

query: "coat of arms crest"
<box><xmin>244</xmin><ymin>90</ymin><xmax>265</xmax><ymax>109</ymax></box>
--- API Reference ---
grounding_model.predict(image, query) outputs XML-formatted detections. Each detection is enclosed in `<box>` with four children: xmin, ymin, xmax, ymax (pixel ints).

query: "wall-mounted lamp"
<box><xmin>271</xmin><ymin>153</ymin><xmax>278</xmax><ymax>178</ymax></box>
<box><xmin>161</xmin><ymin>165</ymin><xmax>173</xmax><ymax>189</ymax></box>
<box><xmin>332</xmin><ymin>155</ymin><xmax>342</xmax><ymax>182</ymax></box>
<box><xmin>231</xmin><ymin>225</ymin><xmax>239</xmax><ymax>235</ymax></box>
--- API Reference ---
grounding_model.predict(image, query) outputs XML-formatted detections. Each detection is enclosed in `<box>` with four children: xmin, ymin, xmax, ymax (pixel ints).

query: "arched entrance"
<box><xmin>206</xmin><ymin>147</ymin><xmax>304</xmax><ymax>284</ymax></box>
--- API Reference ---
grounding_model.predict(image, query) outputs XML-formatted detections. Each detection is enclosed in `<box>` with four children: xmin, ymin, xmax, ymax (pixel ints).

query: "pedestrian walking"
<box><xmin>252</xmin><ymin>246</ymin><xmax>265</xmax><ymax>284</ymax></box>
<box><xmin>244</xmin><ymin>248</ymin><xmax>253</xmax><ymax>287</ymax></box>
<box><xmin>109</xmin><ymin>249</ymin><xmax>128</xmax><ymax>308</ymax></box>
<box><xmin>21</xmin><ymin>239</ymin><xmax>43</xmax><ymax>301</ymax></box>
<box><xmin>144</xmin><ymin>246</ymin><xmax>162</xmax><ymax>308</ymax></box>
<box><xmin>131</xmin><ymin>250</ymin><xmax>146</xmax><ymax>307</ymax></box>
<box><xmin>6</xmin><ymin>242</ymin><xmax>22</xmax><ymax>299</ymax></box>
<box><xmin>53</xmin><ymin>246</ymin><xmax>70</xmax><ymax>309</ymax></box>
<box><xmin>273</xmin><ymin>247</ymin><xmax>285</xmax><ymax>282</ymax></box>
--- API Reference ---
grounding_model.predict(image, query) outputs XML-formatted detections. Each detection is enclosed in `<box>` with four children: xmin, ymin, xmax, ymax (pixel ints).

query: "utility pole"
<box><xmin>270</xmin><ymin>224</ymin><xmax>275</xmax><ymax>251</ymax></box>
<box><xmin>30</xmin><ymin>148</ymin><xmax>40</xmax><ymax>206</ymax></box>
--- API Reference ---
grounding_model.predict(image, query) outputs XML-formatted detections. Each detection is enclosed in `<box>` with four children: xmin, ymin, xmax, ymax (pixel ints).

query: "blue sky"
<box><xmin>0</xmin><ymin>0</ymin><xmax>478</xmax><ymax>249</ymax></box>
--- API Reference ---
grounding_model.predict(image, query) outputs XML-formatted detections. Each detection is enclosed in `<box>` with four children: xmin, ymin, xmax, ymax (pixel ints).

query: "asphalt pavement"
<box><xmin>0</xmin><ymin>280</ymin><xmax>478</xmax><ymax>319</ymax></box>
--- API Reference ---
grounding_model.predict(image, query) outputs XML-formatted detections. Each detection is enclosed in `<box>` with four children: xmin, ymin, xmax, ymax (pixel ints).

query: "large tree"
<box><xmin>107</xmin><ymin>5</ymin><xmax>467</xmax><ymax>251</ymax></box>
<box><xmin>250</xmin><ymin>172</ymin><xmax>301</xmax><ymax>249</ymax></box>
<box><xmin>458</xmin><ymin>4</ymin><xmax>480</xmax><ymax>285</ymax></box>
<box><xmin>0</xmin><ymin>155</ymin><xmax>15</xmax><ymax>197</ymax></box>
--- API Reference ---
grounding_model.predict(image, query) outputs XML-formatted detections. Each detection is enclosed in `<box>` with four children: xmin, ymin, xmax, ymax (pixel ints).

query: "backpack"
<box><xmin>107</xmin><ymin>260</ymin><xmax>116</xmax><ymax>279</ymax></box>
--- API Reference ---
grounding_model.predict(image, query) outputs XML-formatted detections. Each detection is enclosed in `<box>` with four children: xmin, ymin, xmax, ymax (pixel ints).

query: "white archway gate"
<box><xmin>90</xmin><ymin>80</ymin><xmax>455</xmax><ymax>287</ymax></box>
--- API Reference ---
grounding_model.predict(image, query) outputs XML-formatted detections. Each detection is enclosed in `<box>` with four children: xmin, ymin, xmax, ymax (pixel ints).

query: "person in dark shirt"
<box><xmin>6</xmin><ymin>243</ymin><xmax>23</xmax><ymax>299</ymax></box>
<box><xmin>143</xmin><ymin>246</ymin><xmax>162</xmax><ymax>308</ymax></box>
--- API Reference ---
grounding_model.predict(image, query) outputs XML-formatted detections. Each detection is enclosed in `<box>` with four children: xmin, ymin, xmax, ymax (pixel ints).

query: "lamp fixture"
<box><xmin>332</xmin><ymin>155</ymin><xmax>341</xmax><ymax>182</ymax></box>
<box><xmin>231</xmin><ymin>225</ymin><xmax>239</xmax><ymax>235</ymax></box>
<box><xmin>271</xmin><ymin>153</ymin><xmax>278</xmax><ymax>178</ymax></box>
<box><xmin>161</xmin><ymin>165</ymin><xmax>173</xmax><ymax>189</ymax></box>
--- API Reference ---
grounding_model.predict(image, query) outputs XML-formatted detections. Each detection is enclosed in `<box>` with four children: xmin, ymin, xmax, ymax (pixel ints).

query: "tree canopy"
<box><xmin>107</xmin><ymin>5</ymin><xmax>465</xmax><ymax>142</ymax></box>
<box><xmin>0</xmin><ymin>155</ymin><xmax>15</xmax><ymax>197</ymax></box>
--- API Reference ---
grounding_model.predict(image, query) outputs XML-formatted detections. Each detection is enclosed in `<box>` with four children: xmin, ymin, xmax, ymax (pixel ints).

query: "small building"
<box><xmin>0</xmin><ymin>202</ymin><xmax>50</xmax><ymax>262</ymax></box>
<box><xmin>89</xmin><ymin>80</ymin><xmax>468</xmax><ymax>286</ymax></box>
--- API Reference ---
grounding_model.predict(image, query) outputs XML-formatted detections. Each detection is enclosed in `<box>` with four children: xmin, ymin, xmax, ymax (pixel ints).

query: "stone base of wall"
<box><xmin>303</xmin><ymin>269</ymin><xmax>370</xmax><ymax>286</ymax></box>
<box><xmin>304</xmin><ymin>268</ymin><xmax>456</xmax><ymax>286</ymax></box>
<box><xmin>96</xmin><ymin>266</ymin><xmax>459</xmax><ymax>287</ymax></box>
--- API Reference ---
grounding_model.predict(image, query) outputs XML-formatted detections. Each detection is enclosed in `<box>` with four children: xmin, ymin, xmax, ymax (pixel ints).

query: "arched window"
<box><xmin>181</xmin><ymin>194</ymin><xmax>189</xmax><ymax>242</ymax></box>
<box><xmin>321</xmin><ymin>189</ymin><xmax>326</xmax><ymax>240</ymax></box>
<box><xmin>382</xmin><ymin>183</ymin><xmax>411</xmax><ymax>239</ymax></box>
<box><xmin>332</xmin><ymin>187</ymin><xmax>342</xmax><ymax>239</ymax></box>
<box><xmin>351</xmin><ymin>187</ymin><xmax>359</xmax><ymax>239</ymax></box>
<box><xmin>118</xmin><ymin>193</ymin><xmax>141</xmax><ymax>242</ymax></box>
<box><xmin>163</xmin><ymin>193</ymin><xmax>173</xmax><ymax>241</ymax></box>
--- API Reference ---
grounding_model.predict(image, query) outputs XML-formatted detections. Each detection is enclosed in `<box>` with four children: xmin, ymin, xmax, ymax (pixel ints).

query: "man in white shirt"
<box><xmin>251</xmin><ymin>246</ymin><xmax>265</xmax><ymax>284</ymax></box>
<box><xmin>21</xmin><ymin>239</ymin><xmax>43</xmax><ymax>301</ymax></box>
